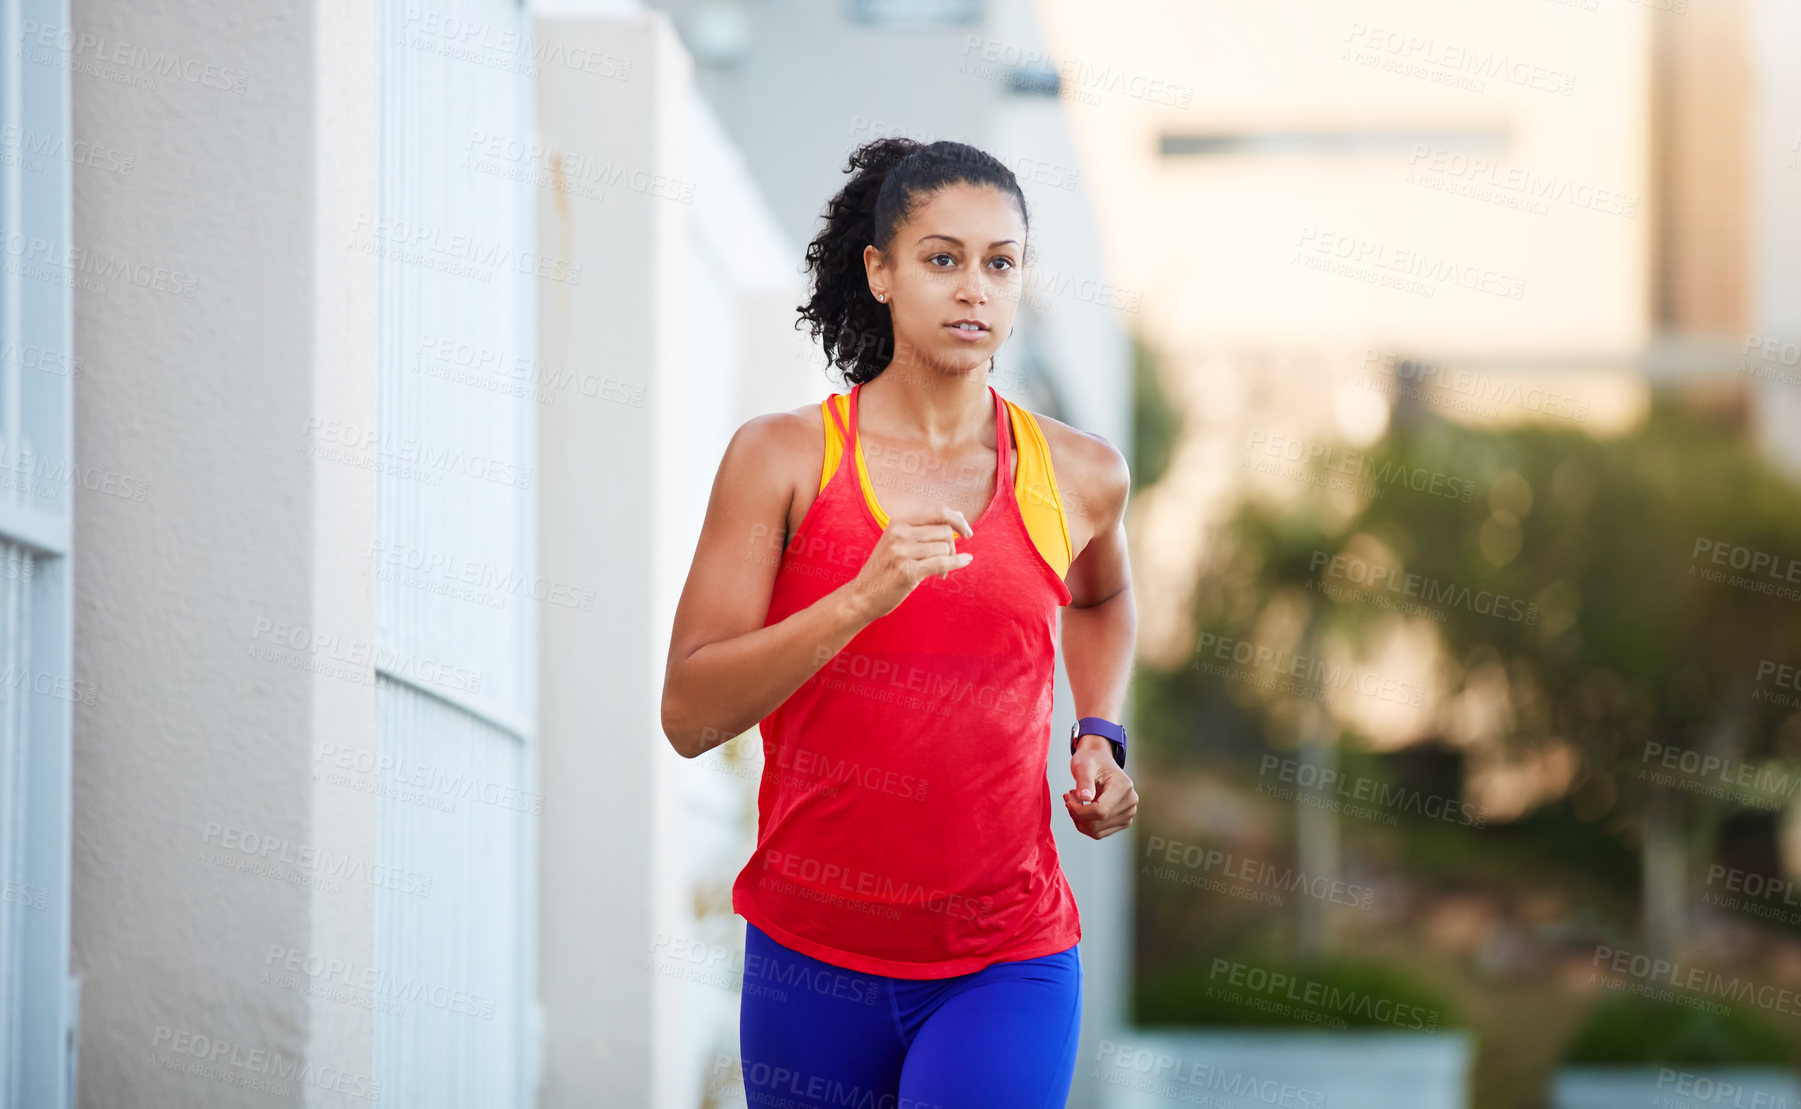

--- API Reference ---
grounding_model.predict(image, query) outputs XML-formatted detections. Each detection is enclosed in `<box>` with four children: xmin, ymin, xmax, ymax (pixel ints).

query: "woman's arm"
<box><xmin>660</xmin><ymin>413</ymin><xmax>865</xmax><ymax>758</ymax></box>
<box><xmin>1061</xmin><ymin>434</ymin><xmax>1135</xmax><ymax>735</ymax></box>
<box><xmin>1055</xmin><ymin>430</ymin><xmax>1138</xmax><ymax>838</ymax></box>
<box><xmin>660</xmin><ymin>411</ymin><xmax>975</xmax><ymax>759</ymax></box>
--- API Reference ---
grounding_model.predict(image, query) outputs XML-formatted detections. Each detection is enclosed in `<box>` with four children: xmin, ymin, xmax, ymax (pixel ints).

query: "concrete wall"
<box><xmin>533</xmin><ymin>18</ymin><xmax>686</xmax><ymax>1102</ymax></box>
<box><xmin>67</xmin><ymin>0</ymin><xmax>378</xmax><ymax>1104</ymax></box>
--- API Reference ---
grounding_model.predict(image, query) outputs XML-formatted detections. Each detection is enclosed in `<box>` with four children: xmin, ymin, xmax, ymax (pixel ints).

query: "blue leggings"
<box><xmin>737</xmin><ymin>921</ymin><xmax>1082</xmax><ymax>1109</ymax></box>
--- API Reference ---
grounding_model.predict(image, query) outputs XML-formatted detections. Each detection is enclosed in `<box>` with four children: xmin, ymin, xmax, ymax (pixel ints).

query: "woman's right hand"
<box><xmin>845</xmin><ymin>504</ymin><xmax>975</xmax><ymax>621</ymax></box>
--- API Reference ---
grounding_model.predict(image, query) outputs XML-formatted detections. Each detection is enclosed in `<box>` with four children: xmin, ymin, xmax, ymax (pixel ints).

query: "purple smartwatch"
<box><xmin>1069</xmin><ymin>716</ymin><xmax>1127</xmax><ymax>771</ymax></box>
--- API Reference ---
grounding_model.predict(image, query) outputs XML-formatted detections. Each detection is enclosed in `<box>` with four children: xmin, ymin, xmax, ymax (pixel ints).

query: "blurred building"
<box><xmin>1052</xmin><ymin>0</ymin><xmax>1798</xmax><ymax>666</ymax></box>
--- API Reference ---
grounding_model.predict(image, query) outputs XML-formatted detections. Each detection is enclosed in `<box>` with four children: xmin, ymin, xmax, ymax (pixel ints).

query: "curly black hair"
<box><xmin>796</xmin><ymin>137</ymin><xmax>1029</xmax><ymax>387</ymax></box>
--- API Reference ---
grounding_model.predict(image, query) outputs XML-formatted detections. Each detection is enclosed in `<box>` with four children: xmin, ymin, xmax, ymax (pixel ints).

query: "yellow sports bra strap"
<box><xmin>820</xmin><ymin>395</ymin><xmax>848</xmax><ymax>493</ymax></box>
<box><xmin>1006</xmin><ymin>399</ymin><xmax>1074</xmax><ymax>579</ymax></box>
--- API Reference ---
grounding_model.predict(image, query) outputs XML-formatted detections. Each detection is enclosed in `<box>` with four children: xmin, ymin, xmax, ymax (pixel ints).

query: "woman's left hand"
<box><xmin>1063</xmin><ymin>748</ymin><xmax>1137</xmax><ymax>840</ymax></box>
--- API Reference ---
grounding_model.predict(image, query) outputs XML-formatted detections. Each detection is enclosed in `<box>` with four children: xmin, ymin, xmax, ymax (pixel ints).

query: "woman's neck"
<box><xmin>861</xmin><ymin>366</ymin><xmax>992</xmax><ymax>451</ymax></box>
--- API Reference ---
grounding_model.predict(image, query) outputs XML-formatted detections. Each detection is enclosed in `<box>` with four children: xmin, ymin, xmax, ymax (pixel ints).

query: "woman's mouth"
<box><xmin>945</xmin><ymin>322</ymin><xmax>989</xmax><ymax>341</ymax></box>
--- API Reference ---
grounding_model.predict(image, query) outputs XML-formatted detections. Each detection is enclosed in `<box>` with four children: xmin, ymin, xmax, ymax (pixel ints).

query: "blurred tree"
<box><xmin>1130</xmin><ymin>332</ymin><xmax>1182</xmax><ymax>490</ymax></box>
<box><xmin>1181</xmin><ymin>394</ymin><xmax>1801</xmax><ymax>960</ymax></box>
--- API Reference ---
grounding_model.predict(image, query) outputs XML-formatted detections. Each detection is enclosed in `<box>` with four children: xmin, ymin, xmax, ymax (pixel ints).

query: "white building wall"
<box><xmin>67</xmin><ymin>1</ymin><xmax>381</xmax><ymax>1106</ymax></box>
<box><xmin>531</xmin><ymin>11</ymin><xmax>806</xmax><ymax>1106</ymax></box>
<box><xmin>64</xmin><ymin>0</ymin><xmax>547</xmax><ymax>1103</ymax></box>
<box><xmin>368</xmin><ymin>0</ymin><xmax>542</xmax><ymax>1102</ymax></box>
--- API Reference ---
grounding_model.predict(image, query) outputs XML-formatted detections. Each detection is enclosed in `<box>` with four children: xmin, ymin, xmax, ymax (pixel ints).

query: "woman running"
<box><xmin>661</xmin><ymin>137</ymin><xmax>1138</xmax><ymax>1109</ymax></box>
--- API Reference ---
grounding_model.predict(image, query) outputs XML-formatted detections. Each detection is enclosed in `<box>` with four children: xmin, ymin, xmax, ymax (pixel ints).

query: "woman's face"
<box><xmin>865</xmin><ymin>181</ymin><xmax>1026</xmax><ymax>379</ymax></box>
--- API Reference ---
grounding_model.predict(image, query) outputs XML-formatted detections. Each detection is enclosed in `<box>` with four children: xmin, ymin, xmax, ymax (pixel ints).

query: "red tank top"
<box><xmin>731</xmin><ymin>380</ymin><xmax>1080</xmax><ymax>979</ymax></box>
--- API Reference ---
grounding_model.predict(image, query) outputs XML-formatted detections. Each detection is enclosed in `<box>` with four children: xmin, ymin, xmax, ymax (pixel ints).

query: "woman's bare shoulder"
<box><xmin>1020</xmin><ymin>407</ymin><xmax>1131</xmax><ymax>528</ymax></box>
<box><xmin>711</xmin><ymin>401</ymin><xmax>832</xmax><ymax>519</ymax></box>
<box><xmin>724</xmin><ymin>401</ymin><xmax>827</xmax><ymax>462</ymax></box>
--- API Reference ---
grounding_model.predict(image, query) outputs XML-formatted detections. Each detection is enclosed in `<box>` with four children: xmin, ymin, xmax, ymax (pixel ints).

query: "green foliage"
<box><xmin>1395</xmin><ymin>795</ymin><xmax>1640</xmax><ymax>903</ymax></box>
<box><xmin>1137</xmin><ymin>955</ymin><xmax>1458</xmax><ymax>1031</ymax></box>
<box><xmin>1130</xmin><ymin>333</ymin><xmax>1181</xmax><ymax>490</ymax></box>
<box><xmin>1193</xmin><ymin>396</ymin><xmax>1801</xmax><ymax>821</ymax></box>
<box><xmin>1563</xmin><ymin>993</ymin><xmax>1796</xmax><ymax>1066</ymax></box>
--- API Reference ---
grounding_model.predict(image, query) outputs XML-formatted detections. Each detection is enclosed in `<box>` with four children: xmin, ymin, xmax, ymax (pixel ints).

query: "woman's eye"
<box><xmin>928</xmin><ymin>253</ymin><xmax>1013</xmax><ymax>270</ymax></box>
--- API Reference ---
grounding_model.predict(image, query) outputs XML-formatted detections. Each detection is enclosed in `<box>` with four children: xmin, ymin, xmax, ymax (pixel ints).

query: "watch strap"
<box><xmin>1070</xmin><ymin>716</ymin><xmax>1127</xmax><ymax>770</ymax></box>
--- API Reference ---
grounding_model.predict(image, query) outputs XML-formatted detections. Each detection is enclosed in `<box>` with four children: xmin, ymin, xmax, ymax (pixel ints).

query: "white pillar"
<box><xmin>533</xmin><ymin>12</ymin><xmax>692</xmax><ymax>1108</ymax></box>
<box><xmin>67</xmin><ymin>1</ymin><xmax>378</xmax><ymax>1106</ymax></box>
